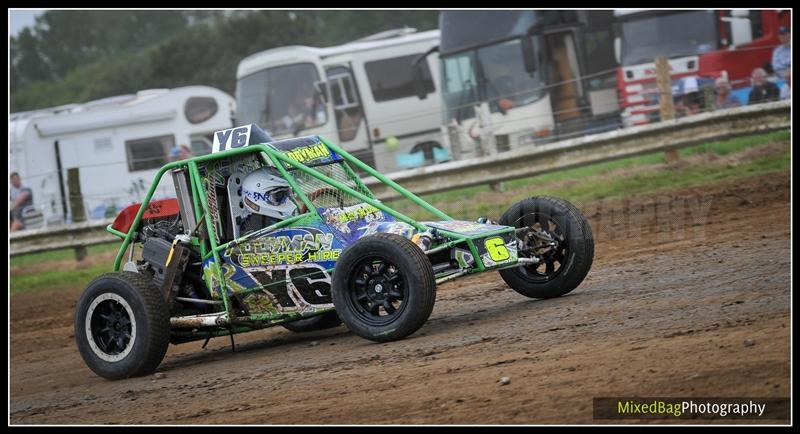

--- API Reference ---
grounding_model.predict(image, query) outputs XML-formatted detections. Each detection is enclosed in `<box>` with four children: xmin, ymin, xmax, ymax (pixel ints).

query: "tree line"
<box><xmin>10</xmin><ymin>10</ymin><xmax>440</xmax><ymax>112</ymax></box>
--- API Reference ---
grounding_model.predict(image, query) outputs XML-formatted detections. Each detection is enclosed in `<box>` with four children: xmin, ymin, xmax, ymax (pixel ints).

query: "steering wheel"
<box><xmin>298</xmin><ymin>187</ymin><xmax>349</xmax><ymax>214</ymax></box>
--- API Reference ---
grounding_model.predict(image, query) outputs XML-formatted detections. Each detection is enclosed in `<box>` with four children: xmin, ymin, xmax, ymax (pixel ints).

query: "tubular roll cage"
<box><xmin>107</xmin><ymin>136</ymin><xmax>517</xmax><ymax>323</ymax></box>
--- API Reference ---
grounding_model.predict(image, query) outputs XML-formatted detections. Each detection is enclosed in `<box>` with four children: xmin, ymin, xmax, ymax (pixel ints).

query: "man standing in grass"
<box><xmin>9</xmin><ymin>172</ymin><xmax>33</xmax><ymax>232</ymax></box>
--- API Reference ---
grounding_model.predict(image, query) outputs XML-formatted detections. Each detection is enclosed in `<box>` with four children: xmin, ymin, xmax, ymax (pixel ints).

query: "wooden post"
<box><xmin>67</xmin><ymin>167</ymin><xmax>88</xmax><ymax>261</ymax></box>
<box><xmin>67</xmin><ymin>167</ymin><xmax>86</xmax><ymax>223</ymax></box>
<box><xmin>655</xmin><ymin>56</ymin><xmax>679</xmax><ymax>162</ymax></box>
<box><xmin>74</xmin><ymin>245</ymin><xmax>88</xmax><ymax>262</ymax></box>
<box><xmin>490</xmin><ymin>181</ymin><xmax>506</xmax><ymax>192</ymax></box>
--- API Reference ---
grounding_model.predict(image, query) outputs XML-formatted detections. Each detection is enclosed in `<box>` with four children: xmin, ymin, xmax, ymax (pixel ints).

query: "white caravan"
<box><xmin>236</xmin><ymin>28</ymin><xmax>446</xmax><ymax>173</ymax></box>
<box><xmin>9</xmin><ymin>86</ymin><xmax>235</xmax><ymax>226</ymax></box>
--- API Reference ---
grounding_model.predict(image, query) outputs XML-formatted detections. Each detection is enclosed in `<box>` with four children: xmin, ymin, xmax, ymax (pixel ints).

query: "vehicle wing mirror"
<box><xmin>614</xmin><ymin>37</ymin><xmax>621</xmax><ymax>65</ymax></box>
<box><xmin>521</xmin><ymin>37</ymin><xmax>537</xmax><ymax>76</ymax></box>
<box><xmin>314</xmin><ymin>80</ymin><xmax>329</xmax><ymax>104</ymax></box>
<box><xmin>314</xmin><ymin>80</ymin><xmax>328</xmax><ymax>104</ymax></box>
<box><xmin>411</xmin><ymin>46</ymin><xmax>438</xmax><ymax>100</ymax></box>
<box><xmin>412</xmin><ymin>64</ymin><xmax>428</xmax><ymax>100</ymax></box>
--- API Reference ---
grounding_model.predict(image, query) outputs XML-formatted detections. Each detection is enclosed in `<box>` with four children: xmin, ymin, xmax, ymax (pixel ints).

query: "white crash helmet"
<box><xmin>241</xmin><ymin>167</ymin><xmax>297</xmax><ymax>220</ymax></box>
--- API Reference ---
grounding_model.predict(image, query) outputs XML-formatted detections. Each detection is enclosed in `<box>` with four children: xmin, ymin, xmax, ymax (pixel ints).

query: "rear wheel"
<box><xmin>74</xmin><ymin>272</ymin><xmax>170</xmax><ymax>380</ymax></box>
<box><xmin>499</xmin><ymin>196</ymin><xmax>594</xmax><ymax>299</ymax></box>
<box><xmin>332</xmin><ymin>233</ymin><xmax>436</xmax><ymax>342</ymax></box>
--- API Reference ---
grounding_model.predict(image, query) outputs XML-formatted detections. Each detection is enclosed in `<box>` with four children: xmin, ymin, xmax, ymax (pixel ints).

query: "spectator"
<box><xmin>713</xmin><ymin>77</ymin><xmax>741</xmax><ymax>109</ymax></box>
<box><xmin>9</xmin><ymin>172</ymin><xmax>33</xmax><ymax>232</ymax></box>
<box><xmin>763</xmin><ymin>61</ymin><xmax>775</xmax><ymax>77</ymax></box>
<box><xmin>748</xmin><ymin>68</ymin><xmax>780</xmax><ymax>105</ymax></box>
<box><xmin>178</xmin><ymin>144</ymin><xmax>193</xmax><ymax>160</ymax></box>
<box><xmin>169</xmin><ymin>146</ymin><xmax>181</xmax><ymax>162</ymax></box>
<box><xmin>681</xmin><ymin>92</ymin><xmax>704</xmax><ymax>116</ymax></box>
<box><xmin>771</xmin><ymin>26</ymin><xmax>791</xmax><ymax>79</ymax></box>
<box><xmin>169</xmin><ymin>144</ymin><xmax>193</xmax><ymax>161</ymax></box>
<box><xmin>282</xmin><ymin>83</ymin><xmax>326</xmax><ymax>134</ymax></box>
<box><xmin>780</xmin><ymin>68</ymin><xmax>791</xmax><ymax>100</ymax></box>
<box><xmin>680</xmin><ymin>76</ymin><xmax>703</xmax><ymax>116</ymax></box>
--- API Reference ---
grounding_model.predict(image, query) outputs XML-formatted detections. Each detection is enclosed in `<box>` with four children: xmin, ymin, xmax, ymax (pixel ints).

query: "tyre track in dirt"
<box><xmin>10</xmin><ymin>171</ymin><xmax>790</xmax><ymax>424</ymax></box>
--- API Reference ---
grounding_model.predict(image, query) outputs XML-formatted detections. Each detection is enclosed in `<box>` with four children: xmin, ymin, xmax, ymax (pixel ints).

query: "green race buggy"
<box><xmin>74</xmin><ymin>124</ymin><xmax>594</xmax><ymax>380</ymax></box>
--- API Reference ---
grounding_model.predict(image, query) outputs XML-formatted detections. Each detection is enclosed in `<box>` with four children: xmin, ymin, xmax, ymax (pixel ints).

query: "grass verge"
<box><xmin>387</xmin><ymin>130</ymin><xmax>790</xmax><ymax>220</ymax></box>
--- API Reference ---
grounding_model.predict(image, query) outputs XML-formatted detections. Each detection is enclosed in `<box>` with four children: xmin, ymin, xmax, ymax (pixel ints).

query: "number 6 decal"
<box><xmin>484</xmin><ymin>237</ymin><xmax>510</xmax><ymax>262</ymax></box>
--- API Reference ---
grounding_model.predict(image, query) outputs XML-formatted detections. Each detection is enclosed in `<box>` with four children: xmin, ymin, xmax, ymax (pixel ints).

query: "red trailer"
<box><xmin>616</xmin><ymin>9</ymin><xmax>790</xmax><ymax>126</ymax></box>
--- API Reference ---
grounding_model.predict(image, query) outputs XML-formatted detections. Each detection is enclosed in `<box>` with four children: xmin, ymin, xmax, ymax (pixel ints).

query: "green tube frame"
<box><xmin>107</xmin><ymin>135</ymin><xmax>508</xmax><ymax>321</ymax></box>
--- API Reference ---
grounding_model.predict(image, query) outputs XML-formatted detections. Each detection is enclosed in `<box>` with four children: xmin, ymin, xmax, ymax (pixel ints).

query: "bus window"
<box><xmin>326</xmin><ymin>66</ymin><xmax>363</xmax><ymax>143</ymax></box>
<box><xmin>442</xmin><ymin>52</ymin><xmax>478</xmax><ymax>123</ymax></box>
<box><xmin>184</xmin><ymin>97</ymin><xmax>218</xmax><ymax>124</ymax></box>
<box><xmin>365</xmin><ymin>54</ymin><xmax>436</xmax><ymax>102</ymax></box>
<box><xmin>190</xmin><ymin>135</ymin><xmax>213</xmax><ymax>156</ymax></box>
<box><xmin>236</xmin><ymin>63</ymin><xmax>327</xmax><ymax>137</ymax></box>
<box><xmin>476</xmin><ymin>39</ymin><xmax>545</xmax><ymax>112</ymax></box>
<box><xmin>125</xmin><ymin>135</ymin><xmax>174</xmax><ymax>171</ymax></box>
<box><xmin>620</xmin><ymin>11</ymin><xmax>718</xmax><ymax>66</ymax></box>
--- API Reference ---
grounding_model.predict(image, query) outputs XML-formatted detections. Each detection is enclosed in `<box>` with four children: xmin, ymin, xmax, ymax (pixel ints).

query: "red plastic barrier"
<box><xmin>111</xmin><ymin>198</ymin><xmax>180</xmax><ymax>235</ymax></box>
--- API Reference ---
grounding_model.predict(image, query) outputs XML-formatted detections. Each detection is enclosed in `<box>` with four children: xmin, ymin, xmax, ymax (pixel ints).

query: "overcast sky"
<box><xmin>9</xmin><ymin>10</ymin><xmax>45</xmax><ymax>37</ymax></box>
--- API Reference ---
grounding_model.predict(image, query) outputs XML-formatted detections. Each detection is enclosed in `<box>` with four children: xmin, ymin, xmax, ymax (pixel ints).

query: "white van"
<box><xmin>235</xmin><ymin>28</ymin><xmax>448</xmax><ymax>173</ymax></box>
<box><xmin>9</xmin><ymin>86</ymin><xmax>235</xmax><ymax>226</ymax></box>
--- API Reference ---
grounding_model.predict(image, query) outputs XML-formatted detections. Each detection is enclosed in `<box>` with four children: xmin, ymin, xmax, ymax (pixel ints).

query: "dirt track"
<box><xmin>10</xmin><ymin>171</ymin><xmax>791</xmax><ymax>424</ymax></box>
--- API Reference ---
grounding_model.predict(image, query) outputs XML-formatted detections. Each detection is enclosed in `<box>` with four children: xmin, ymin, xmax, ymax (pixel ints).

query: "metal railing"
<box><xmin>10</xmin><ymin>218</ymin><xmax>116</xmax><ymax>258</ymax></box>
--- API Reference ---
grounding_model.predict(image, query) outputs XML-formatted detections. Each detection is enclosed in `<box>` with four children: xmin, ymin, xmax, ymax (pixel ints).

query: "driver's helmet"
<box><xmin>241</xmin><ymin>167</ymin><xmax>297</xmax><ymax>220</ymax></box>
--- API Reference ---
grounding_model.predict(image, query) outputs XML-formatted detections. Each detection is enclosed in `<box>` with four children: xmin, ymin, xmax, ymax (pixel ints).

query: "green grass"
<box><xmin>9</xmin><ymin>130</ymin><xmax>790</xmax><ymax>295</ymax></box>
<box><xmin>10</xmin><ymin>261</ymin><xmax>114</xmax><ymax>295</ymax></box>
<box><xmin>536</xmin><ymin>148</ymin><xmax>789</xmax><ymax>202</ymax></box>
<box><xmin>10</xmin><ymin>242</ymin><xmax>120</xmax><ymax>268</ymax></box>
<box><xmin>387</xmin><ymin>130</ymin><xmax>790</xmax><ymax>221</ymax></box>
<box><xmin>677</xmin><ymin>130</ymin><xmax>791</xmax><ymax>157</ymax></box>
<box><xmin>10</xmin><ymin>242</ymin><xmax>125</xmax><ymax>295</ymax></box>
<box><xmin>416</xmin><ymin>130</ymin><xmax>790</xmax><ymax>204</ymax></box>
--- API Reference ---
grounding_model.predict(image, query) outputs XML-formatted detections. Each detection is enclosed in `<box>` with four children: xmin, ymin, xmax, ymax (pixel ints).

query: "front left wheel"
<box><xmin>332</xmin><ymin>233</ymin><xmax>436</xmax><ymax>343</ymax></box>
<box><xmin>498</xmin><ymin>196</ymin><xmax>594</xmax><ymax>299</ymax></box>
<box><xmin>74</xmin><ymin>272</ymin><xmax>170</xmax><ymax>380</ymax></box>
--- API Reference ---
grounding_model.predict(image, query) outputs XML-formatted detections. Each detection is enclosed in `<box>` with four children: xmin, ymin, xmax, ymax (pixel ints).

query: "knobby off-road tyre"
<box><xmin>499</xmin><ymin>196</ymin><xmax>594</xmax><ymax>299</ymax></box>
<box><xmin>281</xmin><ymin>311</ymin><xmax>342</xmax><ymax>333</ymax></box>
<box><xmin>332</xmin><ymin>233</ymin><xmax>436</xmax><ymax>343</ymax></box>
<box><xmin>74</xmin><ymin>272</ymin><xmax>170</xmax><ymax>380</ymax></box>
